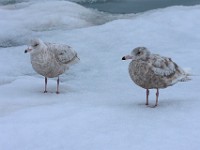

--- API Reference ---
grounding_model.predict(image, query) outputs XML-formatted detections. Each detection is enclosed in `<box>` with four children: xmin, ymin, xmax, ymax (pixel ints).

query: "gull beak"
<box><xmin>24</xmin><ymin>47</ymin><xmax>32</xmax><ymax>53</ymax></box>
<box><xmin>122</xmin><ymin>55</ymin><xmax>133</xmax><ymax>60</ymax></box>
<box><xmin>122</xmin><ymin>56</ymin><xmax>126</xmax><ymax>60</ymax></box>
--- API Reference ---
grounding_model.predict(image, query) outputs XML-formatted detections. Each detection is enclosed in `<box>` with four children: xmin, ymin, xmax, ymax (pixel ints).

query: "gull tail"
<box><xmin>179</xmin><ymin>73</ymin><xmax>200</xmax><ymax>82</ymax></box>
<box><xmin>179</xmin><ymin>76</ymin><xmax>191</xmax><ymax>82</ymax></box>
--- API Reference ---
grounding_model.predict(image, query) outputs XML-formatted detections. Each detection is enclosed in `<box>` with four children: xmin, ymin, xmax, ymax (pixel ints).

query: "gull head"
<box><xmin>122</xmin><ymin>47</ymin><xmax>151</xmax><ymax>61</ymax></box>
<box><xmin>25</xmin><ymin>39</ymin><xmax>47</xmax><ymax>54</ymax></box>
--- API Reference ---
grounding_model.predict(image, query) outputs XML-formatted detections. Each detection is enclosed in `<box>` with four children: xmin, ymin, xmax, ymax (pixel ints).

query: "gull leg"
<box><xmin>147</xmin><ymin>89</ymin><xmax>159</xmax><ymax>108</ymax></box>
<box><xmin>146</xmin><ymin>89</ymin><xmax>149</xmax><ymax>105</ymax></box>
<box><xmin>56</xmin><ymin>76</ymin><xmax>60</xmax><ymax>94</ymax></box>
<box><xmin>155</xmin><ymin>88</ymin><xmax>159</xmax><ymax>107</ymax></box>
<box><xmin>44</xmin><ymin>77</ymin><xmax>48</xmax><ymax>93</ymax></box>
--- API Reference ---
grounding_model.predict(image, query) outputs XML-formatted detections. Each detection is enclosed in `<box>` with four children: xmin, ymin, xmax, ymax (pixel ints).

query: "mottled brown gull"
<box><xmin>25</xmin><ymin>38</ymin><xmax>79</xmax><ymax>94</ymax></box>
<box><xmin>122</xmin><ymin>47</ymin><xmax>190</xmax><ymax>107</ymax></box>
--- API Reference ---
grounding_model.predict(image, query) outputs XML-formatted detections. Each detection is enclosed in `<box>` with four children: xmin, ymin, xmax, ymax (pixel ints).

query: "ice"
<box><xmin>0</xmin><ymin>1</ymin><xmax>200</xmax><ymax>150</ymax></box>
<box><xmin>0</xmin><ymin>0</ymin><xmax>119</xmax><ymax>47</ymax></box>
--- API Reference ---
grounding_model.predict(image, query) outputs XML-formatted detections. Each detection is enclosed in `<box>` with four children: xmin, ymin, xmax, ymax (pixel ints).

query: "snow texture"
<box><xmin>0</xmin><ymin>1</ymin><xmax>200</xmax><ymax>150</ymax></box>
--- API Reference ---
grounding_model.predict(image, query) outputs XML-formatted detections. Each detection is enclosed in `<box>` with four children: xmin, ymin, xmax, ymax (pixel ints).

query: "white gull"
<box><xmin>25</xmin><ymin>38</ymin><xmax>79</xmax><ymax>94</ymax></box>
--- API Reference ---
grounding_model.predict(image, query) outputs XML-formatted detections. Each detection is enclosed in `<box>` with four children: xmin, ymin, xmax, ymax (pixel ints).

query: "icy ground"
<box><xmin>0</xmin><ymin>1</ymin><xmax>200</xmax><ymax>150</ymax></box>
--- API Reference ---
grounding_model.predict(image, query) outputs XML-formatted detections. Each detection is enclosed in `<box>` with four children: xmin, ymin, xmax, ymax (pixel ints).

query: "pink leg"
<box><xmin>44</xmin><ymin>77</ymin><xmax>47</xmax><ymax>93</ymax></box>
<box><xmin>146</xmin><ymin>89</ymin><xmax>149</xmax><ymax>105</ymax></box>
<box><xmin>155</xmin><ymin>88</ymin><xmax>159</xmax><ymax>107</ymax></box>
<box><xmin>56</xmin><ymin>76</ymin><xmax>60</xmax><ymax>94</ymax></box>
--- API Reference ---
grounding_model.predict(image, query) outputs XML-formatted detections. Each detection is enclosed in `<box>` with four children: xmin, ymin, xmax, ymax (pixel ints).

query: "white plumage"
<box><xmin>25</xmin><ymin>38</ymin><xmax>79</xmax><ymax>94</ymax></box>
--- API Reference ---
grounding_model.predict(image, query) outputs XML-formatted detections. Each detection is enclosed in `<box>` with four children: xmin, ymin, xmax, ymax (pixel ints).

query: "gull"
<box><xmin>122</xmin><ymin>47</ymin><xmax>190</xmax><ymax>107</ymax></box>
<box><xmin>25</xmin><ymin>38</ymin><xmax>79</xmax><ymax>94</ymax></box>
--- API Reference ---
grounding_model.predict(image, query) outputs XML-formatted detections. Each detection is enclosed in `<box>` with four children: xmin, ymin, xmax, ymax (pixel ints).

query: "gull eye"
<box><xmin>137</xmin><ymin>51</ymin><xmax>141</xmax><ymax>55</ymax></box>
<box><xmin>34</xmin><ymin>43</ymin><xmax>39</xmax><ymax>47</ymax></box>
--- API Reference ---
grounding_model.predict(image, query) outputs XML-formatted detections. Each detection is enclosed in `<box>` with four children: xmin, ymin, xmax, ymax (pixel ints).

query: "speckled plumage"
<box><xmin>25</xmin><ymin>38</ymin><xmax>79</xmax><ymax>93</ymax></box>
<box><xmin>122</xmin><ymin>47</ymin><xmax>190</xmax><ymax>107</ymax></box>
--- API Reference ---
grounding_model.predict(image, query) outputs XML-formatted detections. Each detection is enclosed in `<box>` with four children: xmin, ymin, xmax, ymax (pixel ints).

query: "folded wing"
<box><xmin>149</xmin><ymin>54</ymin><xmax>190</xmax><ymax>84</ymax></box>
<box><xmin>45</xmin><ymin>42</ymin><xmax>79</xmax><ymax>65</ymax></box>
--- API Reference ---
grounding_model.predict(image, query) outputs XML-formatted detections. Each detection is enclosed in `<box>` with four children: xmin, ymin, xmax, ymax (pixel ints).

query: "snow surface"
<box><xmin>0</xmin><ymin>1</ymin><xmax>200</xmax><ymax>150</ymax></box>
<box><xmin>0</xmin><ymin>0</ymin><xmax>124</xmax><ymax>47</ymax></box>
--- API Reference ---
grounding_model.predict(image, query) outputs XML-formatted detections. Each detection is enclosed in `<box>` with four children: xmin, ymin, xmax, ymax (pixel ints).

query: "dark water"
<box><xmin>0</xmin><ymin>0</ymin><xmax>200</xmax><ymax>14</ymax></box>
<box><xmin>79</xmin><ymin>0</ymin><xmax>200</xmax><ymax>14</ymax></box>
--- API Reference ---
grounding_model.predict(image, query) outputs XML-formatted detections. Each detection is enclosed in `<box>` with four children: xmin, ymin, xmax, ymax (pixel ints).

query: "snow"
<box><xmin>0</xmin><ymin>0</ymin><xmax>119</xmax><ymax>47</ymax></box>
<box><xmin>0</xmin><ymin>1</ymin><xmax>200</xmax><ymax>150</ymax></box>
